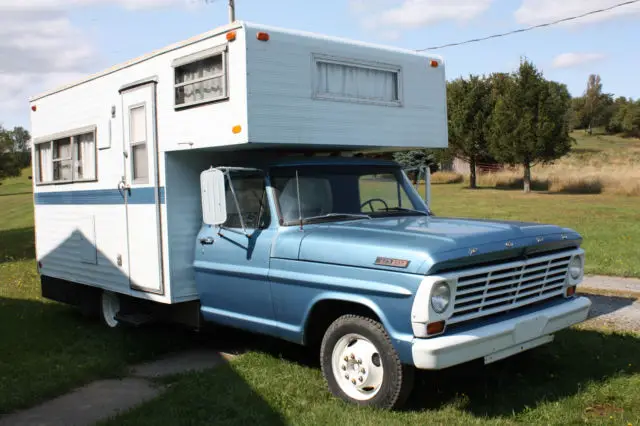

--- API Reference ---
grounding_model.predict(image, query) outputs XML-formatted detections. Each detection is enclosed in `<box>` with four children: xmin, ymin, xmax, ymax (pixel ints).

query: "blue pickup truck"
<box><xmin>194</xmin><ymin>156</ymin><xmax>591</xmax><ymax>408</ymax></box>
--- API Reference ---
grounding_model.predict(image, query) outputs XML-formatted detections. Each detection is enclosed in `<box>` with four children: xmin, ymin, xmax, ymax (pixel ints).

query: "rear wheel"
<box><xmin>100</xmin><ymin>291</ymin><xmax>121</xmax><ymax>328</ymax></box>
<box><xmin>320</xmin><ymin>315</ymin><xmax>414</xmax><ymax>409</ymax></box>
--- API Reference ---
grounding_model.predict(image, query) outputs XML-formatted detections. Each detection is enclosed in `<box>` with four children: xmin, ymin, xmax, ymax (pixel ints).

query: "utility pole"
<box><xmin>228</xmin><ymin>0</ymin><xmax>236</xmax><ymax>23</ymax></box>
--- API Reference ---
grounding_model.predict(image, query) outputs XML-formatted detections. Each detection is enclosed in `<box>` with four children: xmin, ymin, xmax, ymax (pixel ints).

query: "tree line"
<box><xmin>0</xmin><ymin>126</ymin><xmax>31</xmax><ymax>180</ymax></box>
<box><xmin>395</xmin><ymin>60</ymin><xmax>638</xmax><ymax>193</ymax></box>
<box><xmin>571</xmin><ymin>74</ymin><xmax>640</xmax><ymax>137</ymax></box>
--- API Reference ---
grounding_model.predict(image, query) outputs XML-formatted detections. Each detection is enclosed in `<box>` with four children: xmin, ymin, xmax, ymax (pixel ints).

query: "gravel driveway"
<box><xmin>580</xmin><ymin>292</ymin><xmax>640</xmax><ymax>334</ymax></box>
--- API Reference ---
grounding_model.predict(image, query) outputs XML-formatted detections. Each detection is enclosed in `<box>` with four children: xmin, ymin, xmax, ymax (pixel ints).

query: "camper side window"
<box><xmin>35</xmin><ymin>128</ymin><xmax>97</xmax><ymax>185</ymax></box>
<box><xmin>174</xmin><ymin>50</ymin><xmax>227</xmax><ymax>108</ymax></box>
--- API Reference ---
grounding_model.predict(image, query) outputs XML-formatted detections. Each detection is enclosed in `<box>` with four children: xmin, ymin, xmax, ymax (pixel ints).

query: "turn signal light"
<box><xmin>232</xmin><ymin>125</ymin><xmax>242</xmax><ymax>134</ymax></box>
<box><xmin>226</xmin><ymin>31</ymin><xmax>237</xmax><ymax>42</ymax></box>
<box><xmin>257</xmin><ymin>32</ymin><xmax>270</xmax><ymax>42</ymax></box>
<box><xmin>566</xmin><ymin>286</ymin><xmax>576</xmax><ymax>297</ymax></box>
<box><xmin>430</xmin><ymin>60</ymin><xmax>439</xmax><ymax>68</ymax></box>
<box><xmin>427</xmin><ymin>320</ymin><xmax>445</xmax><ymax>335</ymax></box>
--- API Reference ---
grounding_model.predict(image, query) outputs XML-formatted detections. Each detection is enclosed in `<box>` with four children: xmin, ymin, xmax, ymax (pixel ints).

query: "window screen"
<box><xmin>315</xmin><ymin>59</ymin><xmax>400</xmax><ymax>104</ymax></box>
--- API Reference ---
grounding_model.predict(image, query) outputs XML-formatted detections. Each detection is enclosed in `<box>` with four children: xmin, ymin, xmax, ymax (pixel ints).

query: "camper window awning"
<box><xmin>172</xmin><ymin>44</ymin><xmax>228</xmax><ymax>68</ymax></box>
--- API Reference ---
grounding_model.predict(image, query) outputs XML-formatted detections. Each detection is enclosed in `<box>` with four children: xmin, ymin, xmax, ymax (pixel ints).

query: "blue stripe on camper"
<box><xmin>34</xmin><ymin>187</ymin><xmax>166</xmax><ymax>205</ymax></box>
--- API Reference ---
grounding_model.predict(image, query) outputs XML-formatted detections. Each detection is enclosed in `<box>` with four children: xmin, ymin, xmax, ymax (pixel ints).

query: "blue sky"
<box><xmin>1</xmin><ymin>0</ymin><xmax>639</xmax><ymax>129</ymax></box>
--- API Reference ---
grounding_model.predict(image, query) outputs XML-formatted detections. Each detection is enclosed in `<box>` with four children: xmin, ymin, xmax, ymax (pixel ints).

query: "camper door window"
<box><xmin>174</xmin><ymin>50</ymin><xmax>227</xmax><ymax>108</ymax></box>
<box><xmin>35</xmin><ymin>128</ymin><xmax>97</xmax><ymax>185</ymax></box>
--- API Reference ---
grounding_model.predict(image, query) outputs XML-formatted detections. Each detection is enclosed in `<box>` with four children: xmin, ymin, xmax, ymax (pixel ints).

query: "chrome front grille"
<box><xmin>447</xmin><ymin>250</ymin><xmax>576</xmax><ymax>325</ymax></box>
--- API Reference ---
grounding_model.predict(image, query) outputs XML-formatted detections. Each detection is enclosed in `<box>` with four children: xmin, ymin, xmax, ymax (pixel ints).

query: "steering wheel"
<box><xmin>360</xmin><ymin>198</ymin><xmax>389</xmax><ymax>212</ymax></box>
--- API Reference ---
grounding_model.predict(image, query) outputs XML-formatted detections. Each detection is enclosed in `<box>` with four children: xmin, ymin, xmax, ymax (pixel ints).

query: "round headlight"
<box><xmin>569</xmin><ymin>256</ymin><xmax>583</xmax><ymax>280</ymax></box>
<box><xmin>431</xmin><ymin>281</ymin><xmax>451</xmax><ymax>314</ymax></box>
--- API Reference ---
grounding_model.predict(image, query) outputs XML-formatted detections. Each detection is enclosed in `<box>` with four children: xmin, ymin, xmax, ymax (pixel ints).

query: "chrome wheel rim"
<box><xmin>101</xmin><ymin>292</ymin><xmax>120</xmax><ymax>328</ymax></box>
<box><xmin>331</xmin><ymin>333</ymin><xmax>384</xmax><ymax>401</ymax></box>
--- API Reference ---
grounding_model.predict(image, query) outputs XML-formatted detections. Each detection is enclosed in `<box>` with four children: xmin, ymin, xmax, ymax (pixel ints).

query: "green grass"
<box><xmin>107</xmin><ymin>330</ymin><xmax>640</xmax><ymax>425</ymax></box>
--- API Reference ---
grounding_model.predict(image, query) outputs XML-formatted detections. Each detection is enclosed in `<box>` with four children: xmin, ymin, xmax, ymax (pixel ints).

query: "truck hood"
<box><xmin>293</xmin><ymin>216</ymin><xmax>581</xmax><ymax>275</ymax></box>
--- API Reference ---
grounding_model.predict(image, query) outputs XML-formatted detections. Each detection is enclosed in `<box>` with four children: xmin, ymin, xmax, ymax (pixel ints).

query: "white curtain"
<box><xmin>77</xmin><ymin>133</ymin><xmax>96</xmax><ymax>180</ymax></box>
<box><xmin>316</xmin><ymin>61</ymin><xmax>397</xmax><ymax>102</ymax></box>
<box><xmin>179</xmin><ymin>56</ymin><xmax>224</xmax><ymax>104</ymax></box>
<box><xmin>37</xmin><ymin>143</ymin><xmax>53</xmax><ymax>183</ymax></box>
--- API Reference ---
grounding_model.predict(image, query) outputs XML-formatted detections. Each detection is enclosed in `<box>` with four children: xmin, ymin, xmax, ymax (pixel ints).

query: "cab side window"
<box><xmin>224</xmin><ymin>173</ymin><xmax>270</xmax><ymax>229</ymax></box>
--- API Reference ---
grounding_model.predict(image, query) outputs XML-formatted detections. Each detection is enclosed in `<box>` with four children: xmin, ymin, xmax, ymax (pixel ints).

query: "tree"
<box><xmin>608</xmin><ymin>97</ymin><xmax>640</xmax><ymax>136</ymax></box>
<box><xmin>392</xmin><ymin>150</ymin><xmax>436</xmax><ymax>184</ymax></box>
<box><xmin>0</xmin><ymin>126</ymin><xmax>22</xmax><ymax>180</ymax></box>
<box><xmin>11</xmin><ymin>126</ymin><xmax>30</xmax><ymax>153</ymax></box>
<box><xmin>583</xmin><ymin>74</ymin><xmax>612</xmax><ymax>135</ymax></box>
<box><xmin>489</xmin><ymin>59</ymin><xmax>573</xmax><ymax>193</ymax></box>
<box><xmin>446</xmin><ymin>75</ymin><xmax>494</xmax><ymax>188</ymax></box>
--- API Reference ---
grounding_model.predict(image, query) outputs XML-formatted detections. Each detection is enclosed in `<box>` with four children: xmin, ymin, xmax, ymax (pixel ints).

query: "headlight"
<box><xmin>431</xmin><ymin>281</ymin><xmax>451</xmax><ymax>314</ymax></box>
<box><xmin>569</xmin><ymin>256</ymin><xmax>583</xmax><ymax>280</ymax></box>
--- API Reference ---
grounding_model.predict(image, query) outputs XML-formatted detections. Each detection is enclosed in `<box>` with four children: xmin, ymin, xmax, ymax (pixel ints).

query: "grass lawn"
<box><xmin>106</xmin><ymin>329</ymin><xmax>640</xmax><ymax>425</ymax></box>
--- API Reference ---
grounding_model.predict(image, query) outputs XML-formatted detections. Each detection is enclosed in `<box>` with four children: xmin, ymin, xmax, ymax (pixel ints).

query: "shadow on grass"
<box><xmin>582</xmin><ymin>293</ymin><xmax>638</xmax><ymax>319</ymax></box>
<box><xmin>0</xmin><ymin>227</ymin><xmax>35</xmax><ymax>263</ymax></box>
<box><xmin>0</xmin><ymin>191</ymin><xmax>32</xmax><ymax>197</ymax></box>
<box><xmin>0</xmin><ymin>297</ymin><xmax>285</xmax><ymax>424</ymax></box>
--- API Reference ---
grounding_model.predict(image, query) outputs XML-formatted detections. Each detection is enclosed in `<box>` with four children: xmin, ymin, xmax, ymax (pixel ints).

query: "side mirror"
<box><xmin>200</xmin><ymin>168</ymin><xmax>227</xmax><ymax>226</ymax></box>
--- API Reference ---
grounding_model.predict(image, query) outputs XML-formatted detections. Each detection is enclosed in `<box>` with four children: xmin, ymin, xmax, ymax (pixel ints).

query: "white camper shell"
<box><xmin>30</xmin><ymin>21</ymin><xmax>447</xmax><ymax>306</ymax></box>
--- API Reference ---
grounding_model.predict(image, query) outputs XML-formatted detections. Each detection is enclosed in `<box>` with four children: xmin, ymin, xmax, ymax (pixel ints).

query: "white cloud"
<box><xmin>515</xmin><ymin>0</ymin><xmax>640</xmax><ymax>26</ymax></box>
<box><xmin>0</xmin><ymin>0</ymin><xmax>197</xmax><ymax>124</ymax></box>
<box><xmin>552</xmin><ymin>52</ymin><xmax>606</xmax><ymax>69</ymax></box>
<box><xmin>351</xmin><ymin>0</ymin><xmax>495</xmax><ymax>33</ymax></box>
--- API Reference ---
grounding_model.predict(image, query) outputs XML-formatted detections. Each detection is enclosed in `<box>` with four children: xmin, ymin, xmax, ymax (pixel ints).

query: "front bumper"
<box><xmin>411</xmin><ymin>296</ymin><xmax>591</xmax><ymax>370</ymax></box>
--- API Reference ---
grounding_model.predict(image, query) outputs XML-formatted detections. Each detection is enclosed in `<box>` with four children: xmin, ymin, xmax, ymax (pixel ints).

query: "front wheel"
<box><xmin>320</xmin><ymin>315</ymin><xmax>414</xmax><ymax>409</ymax></box>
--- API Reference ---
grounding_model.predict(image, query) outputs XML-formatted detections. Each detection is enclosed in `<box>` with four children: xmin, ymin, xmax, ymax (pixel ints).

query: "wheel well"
<box><xmin>304</xmin><ymin>300</ymin><xmax>381</xmax><ymax>349</ymax></box>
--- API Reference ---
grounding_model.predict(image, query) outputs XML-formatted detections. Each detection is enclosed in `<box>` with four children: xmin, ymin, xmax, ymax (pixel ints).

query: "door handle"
<box><xmin>117</xmin><ymin>180</ymin><xmax>131</xmax><ymax>197</ymax></box>
<box><xmin>199</xmin><ymin>237</ymin><xmax>214</xmax><ymax>245</ymax></box>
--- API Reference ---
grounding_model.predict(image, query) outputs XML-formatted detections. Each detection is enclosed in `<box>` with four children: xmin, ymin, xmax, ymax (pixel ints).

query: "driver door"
<box><xmin>194</xmin><ymin>170</ymin><xmax>277</xmax><ymax>335</ymax></box>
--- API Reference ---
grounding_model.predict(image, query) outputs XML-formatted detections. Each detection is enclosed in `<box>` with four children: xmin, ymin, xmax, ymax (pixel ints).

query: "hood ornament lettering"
<box><xmin>505</xmin><ymin>241</ymin><xmax>515</xmax><ymax>248</ymax></box>
<box><xmin>469</xmin><ymin>248</ymin><xmax>478</xmax><ymax>256</ymax></box>
<box><xmin>536</xmin><ymin>236</ymin><xmax>544</xmax><ymax>243</ymax></box>
<box><xmin>375</xmin><ymin>257</ymin><xmax>410</xmax><ymax>268</ymax></box>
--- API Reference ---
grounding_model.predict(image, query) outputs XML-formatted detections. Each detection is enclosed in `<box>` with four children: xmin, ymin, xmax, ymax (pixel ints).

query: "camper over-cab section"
<box><xmin>30</xmin><ymin>21</ymin><xmax>447</xmax><ymax>154</ymax></box>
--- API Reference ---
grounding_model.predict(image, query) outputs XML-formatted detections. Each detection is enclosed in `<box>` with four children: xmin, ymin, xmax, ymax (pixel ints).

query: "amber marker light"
<box><xmin>257</xmin><ymin>32</ymin><xmax>270</xmax><ymax>41</ymax></box>
<box><xmin>427</xmin><ymin>321</ymin><xmax>445</xmax><ymax>336</ymax></box>
<box><xmin>226</xmin><ymin>31</ymin><xmax>237</xmax><ymax>41</ymax></box>
<box><xmin>232</xmin><ymin>125</ymin><xmax>242</xmax><ymax>134</ymax></box>
<box><xmin>566</xmin><ymin>286</ymin><xmax>576</xmax><ymax>297</ymax></box>
<box><xmin>430</xmin><ymin>60</ymin><xmax>439</xmax><ymax>68</ymax></box>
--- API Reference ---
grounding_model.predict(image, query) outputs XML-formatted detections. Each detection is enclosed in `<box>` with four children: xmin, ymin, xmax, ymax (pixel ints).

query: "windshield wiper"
<box><xmin>302</xmin><ymin>213</ymin><xmax>372</xmax><ymax>224</ymax></box>
<box><xmin>382</xmin><ymin>207</ymin><xmax>430</xmax><ymax>216</ymax></box>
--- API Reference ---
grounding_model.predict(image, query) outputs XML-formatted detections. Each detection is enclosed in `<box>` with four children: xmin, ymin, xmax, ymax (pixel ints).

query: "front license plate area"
<box><xmin>484</xmin><ymin>335</ymin><xmax>554</xmax><ymax>365</ymax></box>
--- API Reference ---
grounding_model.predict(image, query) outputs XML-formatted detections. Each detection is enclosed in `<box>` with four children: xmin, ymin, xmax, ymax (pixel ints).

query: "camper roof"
<box><xmin>30</xmin><ymin>21</ymin><xmax>442</xmax><ymax>102</ymax></box>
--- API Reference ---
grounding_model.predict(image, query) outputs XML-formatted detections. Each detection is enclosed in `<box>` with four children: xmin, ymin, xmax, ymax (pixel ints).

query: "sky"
<box><xmin>1</xmin><ymin>0</ymin><xmax>639</xmax><ymax>129</ymax></box>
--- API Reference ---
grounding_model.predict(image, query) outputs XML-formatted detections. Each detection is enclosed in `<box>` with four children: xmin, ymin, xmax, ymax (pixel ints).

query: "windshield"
<box><xmin>270</xmin><ymin>165</ymin><xmax>429</xmax><ymax>225</ymax></box>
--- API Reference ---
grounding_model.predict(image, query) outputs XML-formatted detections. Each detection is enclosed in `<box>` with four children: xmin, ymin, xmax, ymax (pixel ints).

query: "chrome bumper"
<box><xmin>411</xmin><ymin>296</ymin><xmax>591</xmax><ymax>370</ymax></box>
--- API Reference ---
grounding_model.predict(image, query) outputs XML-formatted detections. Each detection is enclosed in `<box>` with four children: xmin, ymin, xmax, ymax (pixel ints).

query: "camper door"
<box><xmin>120</xmin><ymin>81</ymin><xmax>164</xmax><ymax>294</ymax></box>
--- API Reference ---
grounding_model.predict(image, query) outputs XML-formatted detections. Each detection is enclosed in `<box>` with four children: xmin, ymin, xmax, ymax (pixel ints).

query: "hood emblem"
<box><xmin>536</xmin><ymin>236</ymin><xmax>544</xmax><ymax>243</ymax></box>
<box><xmin>469</xmin><ymin>248</ymin><xmax>478</xmax><ymax>256</ymax></box>
<box><xmin>375</xmin><ymin>257</ymin><xmax>410</xmax><ymax>268</ymax></box>
<box><xmin>561</xmin><ymin>234</ymin><xmax>568</xmax><ymax>240</ymax></box>
<box><xmin>505</xmin><ymin>241</ymin><xmax>515</xmax><ymax>248</ymax></box>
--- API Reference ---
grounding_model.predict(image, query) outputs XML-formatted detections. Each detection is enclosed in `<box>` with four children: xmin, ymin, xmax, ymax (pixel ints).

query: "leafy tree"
<box><xmin>608</xmin><ymin>97</ymin><xmax>640</xmax><ymax>136</ymax></box>
<box><xmin>0</xmin><ymin>126</ymin><xmax>22</xmax><ymax>180</ymax></box>
<box><xmin>447</xmin><ymin>75</ymin><xmax>494</xmax><ymax>188</ymax></box>
<box><xmin>11</xmin><ymin>126</ymin><xmax>30</xmax><ymax>153</ymax></box>
<box><xmin>488</xmin><ymin>59</ymin><xmax>572</xmax><ymax>193</ymax></box>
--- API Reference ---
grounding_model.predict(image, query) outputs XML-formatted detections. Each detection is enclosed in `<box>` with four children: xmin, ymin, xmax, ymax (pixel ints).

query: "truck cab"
<box><xmin>195</xmin><ymin>156</ymin><xmax>591</xmax><ymax>409</ymax></box>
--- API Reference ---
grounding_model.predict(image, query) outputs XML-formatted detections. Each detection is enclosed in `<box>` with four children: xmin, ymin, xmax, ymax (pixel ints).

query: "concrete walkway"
<box><xmin>581</xmin><ymin>275</ymin><xmax>640</xmax><ymax>296</ymax></box>
<box><xmin>0</xmin><ymin>350</ymin><xmax>233</xmax><ymax>426</ymax></box>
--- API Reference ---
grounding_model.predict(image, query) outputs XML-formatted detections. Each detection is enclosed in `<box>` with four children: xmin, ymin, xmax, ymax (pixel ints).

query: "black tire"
<box><xmin>320</xmin><ymin>314</ymin><xmax>414</xmax><ymax>409</ymax></box>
